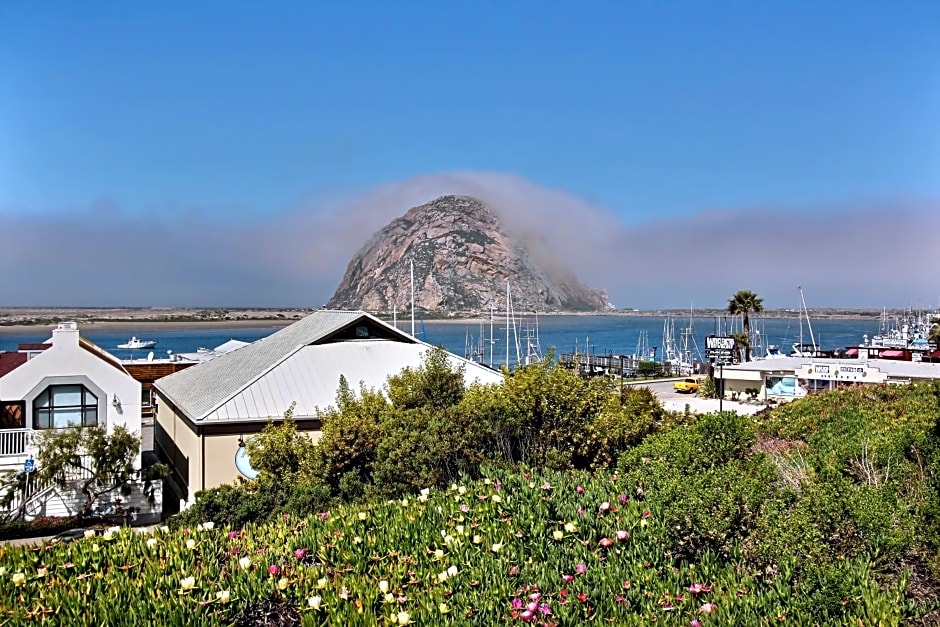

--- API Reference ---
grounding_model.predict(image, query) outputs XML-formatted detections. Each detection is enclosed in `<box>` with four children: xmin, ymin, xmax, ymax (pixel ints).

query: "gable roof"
<box><xmin>0</xmin><ymin>352</ymin><xmax>27</xmax><ymax>378</ymax></box>
<box><xmin>155</xmin><ymin>310</ymin><xmax>419</xmax><ymax>422</ymax></box>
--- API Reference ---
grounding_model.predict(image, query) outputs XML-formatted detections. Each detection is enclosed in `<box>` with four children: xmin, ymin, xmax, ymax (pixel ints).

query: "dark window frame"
<box><xmin>32</xmin><ymin>384</ymin><xmax>99</xmax><ymax>430</ymax></box>
<box><xmin>0</xmin><ymin>401</ymin><xmax>26</xmax><ymax>429</ymax></box>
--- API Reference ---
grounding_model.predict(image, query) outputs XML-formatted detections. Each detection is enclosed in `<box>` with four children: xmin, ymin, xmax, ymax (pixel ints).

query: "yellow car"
<box><xmin>673</xmin><ymin>378</ymin><xmax>701</xmax><ymax>394</ymax></box>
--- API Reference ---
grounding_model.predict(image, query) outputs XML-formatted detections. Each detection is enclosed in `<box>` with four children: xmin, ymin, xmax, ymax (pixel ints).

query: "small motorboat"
<box><xmin>117</xmin><ymin>337</ymin><xmax>158</xmax><ymax>350</ymax></box>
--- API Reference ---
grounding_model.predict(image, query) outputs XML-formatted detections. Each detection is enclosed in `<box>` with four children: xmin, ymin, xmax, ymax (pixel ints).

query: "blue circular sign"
<box><xmin>234</xmin><ymin>446</ymin><xmax>259</xmax><ymax>480</ymax></box>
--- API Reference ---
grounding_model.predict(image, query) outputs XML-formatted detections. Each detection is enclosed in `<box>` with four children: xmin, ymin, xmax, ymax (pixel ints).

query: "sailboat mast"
<box><xmin>410</xmin><ymin>260</ymin><xmax>416</xmax><ymax>337</ymax></box>
<box><xmin>506</xmin><ymin>284</ymin><xmax>510</xmax><ymax>367</ymax></box>
<box><xmin>489</xmin><ymin>305</ymin><xmax>495</xmax><ymax>368</ymax></box>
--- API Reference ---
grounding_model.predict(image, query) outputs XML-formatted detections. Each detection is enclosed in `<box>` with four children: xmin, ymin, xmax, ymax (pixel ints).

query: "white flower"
<box><xmin>358</xmin><ymin>512</ymin><xmax>367</xmax><ymax>520</ymax></box>
<box><xmin>491</xmin><ymin>542</ymin><xmax>503</xmax><ymax>553</ymax></box>
<box><xmin>418</xmin><ymin>488</ymin><xmax>430</xmax><ymax>502</ymax></box>
<box><xmin>277</xmin><ymin>577</ymin><xmax>289</xmax><ymax>590</ymax></box>
<box><xmin>36</xmin><ymin>567</ymin><xmax>47</xmax><ymax>577</ymax></box>
<box><xmin>146</xmin><ymin>537</ymin><xmax>158</xmax><ymax>549</ymax></box>
<box><xmin>202</xmin><ymin>521</ymin><xmax>214</xmax><ymax>530</ymax></box>
<box><xmin>180</xmin><ymin>576</ymin><xmax>196</xmax><ymax>591</ymax></box>
<box><xmin>449</xmin><ymin>483</ymin><xmax>458</xmax><ymax>491</ymax></box>
<box><xmin>434</xmin><ymin>549</ymin><xmax>444</xmax><ymax>560</ymax></box>
<box><xmin>107</xmin><ymin>526</ymin><xmax>121</xmax><ymax>535</ymax></box>
<box><xmin>473</xmin><ymin>534</ymin><xmax>482</xmax><ymax>544</ymax></box>
<box><xmin>397</xmin><ymin>610</ymin><xmax>411</xmax><ymax>625</ymax></box>
<box><xmin>457</xmin><ymin>486</ymin><xmax>467</xmax><ymax>495</ymax></box>
<box><xmin>400</xmin><ymin>498</ymin><xmax>409</xmax><ymax>507</ymax></box>
<box><xmin>102</xmin><ymin>531</ymin><xmax>114</xmax><ymax>541</ymax></box>
<box><xmin>91</xmin><ymin>544</ymin><xmax>100</xmax><ymax>552</ymax></box>
<box><xmin>379</xmin><ymin>580</ymin><xmax>390</xmax><ymax>594</ymax></box>
<box><xmin>384</xmin><ymin>593</ymin><xmax>395</xmax><ymax>603</ymax></box>
<box><xmin>443</xmin><ymin>534</ymin><xmax>455</xmax><ymax>545</ymax></box>
<box><xmin>83</xmin><ymin>530</ymin><xmax>96</xmax><ymax>539</ymax></box>
<box><xmin>160</xmin><ymin>525</ymin><xmax>170</xmax><ymax>533</ymax></box>
<box><xmin>491</xmin><ymin>494</ymin><xmax>502</xmax><ymax>503</ymax></box>
<box><xmin>564</xmin><ymin>522</ymin><xmax>576</xmax><ymax>533</ymax></box>
<box><xmin>0</xmin><ymin>567</ymin><xmax>6</xmax><ymax>577</ymax></box>
<box><xmin>552</xmin><ymin>530</ymin><xmax>564</xmax><ymax>541</ymax></box>
<box><xmin>238</xmin><ymin>556</ymin><xmax>251</xmax><ymax>569</ymax></box>
<box><xmin>446</xmin><ymin>565</ymin><xmax>458</xmax><ymax>577</ymax></box>
<box><xmin>12</xmin><ymin>572</ymin><xmax>26</xmax><ymax>586</ymax></box>
<box><xmin>308</xmin><ymin>595</ymin><xmax>322</xmax><ymax>610</ymax></box>
<box><xmin>186</xmin><ymin>539</ymin><xmax>196</xmax><ymax>550</ymax></box>
<box><xmin>353</xmin><ymin>535</ymin><xmax>362</xmax><ymax>544</ymax></box>
<box><xmin>437</xmin><ymin>570</ymin><xmax>448</xmax><ymax>583</ymax></box>
<box><xmin>484</xmin><ymin>478</ymin><xmax>492</xmax><ymax>485</ymax></box>
<box><xmin>455</xmin><ymin>525</ymin><xmax>464</xmax><ymax>536</ymax></box>
<box><xmin>216</xmin><ymin>590</ymin><xmax>230</xmax><ymax>604</ymax></box>
<box><xmin>316</xmin><ymin>577</ymin><xmax>329</xmax><ymax>589</ymax></box>
<box><xmin>439</xmin><ymin>602</ymin><xmax>450</xmax><ymax>613</ymax></box>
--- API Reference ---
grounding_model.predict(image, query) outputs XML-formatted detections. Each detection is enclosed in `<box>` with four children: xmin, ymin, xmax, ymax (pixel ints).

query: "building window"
<box><xmin>0</xmin><ymin>401</ymin><xmax>25</xmax><ymax>429</ymax></box>
<box><xmin>33</xmin><ymin>385</ymin><xmax>99</xmax><ymax>429</ymax></box>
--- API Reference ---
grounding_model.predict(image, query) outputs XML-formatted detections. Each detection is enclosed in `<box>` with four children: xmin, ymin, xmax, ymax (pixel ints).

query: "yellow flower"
<box><xmin>277</xmin><ymin>577</ymin><xmax>289</xmax><ymax>590</ymax></box>
<box><xmin>552</xmin><ymin>530</ymin><xmax>564</xmax><ymax>541</ymax></box>
<box><xmin>102</xmin><ymin>531</ymin><xmax>115</xmax><ymax>541</ymax></box>
<box><xmin>379</xmin><ymin>580</ymin><xmax>390</xmax><ymax>594</ymax></box>
<box><xmin>12</xmin><ymin>572</ymin><xmax>26</xmax><ymax>586</ymax></box>
<box><xmin>316</xmin><ymin>577</ymin><xmax>328</xmax><ymax>589</ymax></box>
<box><xmin>308</xmin><ymin>595</ymin><xmax>322</xmax><ymax>610</ymax></box>
<box><xmin>434</xmin><ymin>549</ymin><xmax>444</xmax><ymax>560</ymax></box>
<box><xmin>216</xmin><ymin>590</ymin><xmax>230</xmax><ymax>604</ymax></box>
<box><xmin>91</xmin><ymin>544</ymin><xmax>100</xmax><ymax>553</ymax></box>
<box><xmin>439</xmin><ymin>602</ymin><xmax>450</xmax><ymax>614</ymax></box>
<box><xmin>384</xmin><ymin>593</ymin><xmax>395</xmax><ymax>603</ymax></box>
<box><xmin>358</xmin><ymin>512</ymin><xmax>367</xmax><ymax>520</ymax></box>
<box><xmin>180</xmin><ymin>576</ymin><xmax>196</xmax><ymax>591</ymax></box>
<box><xmin>397</xmin><ymin>610</ymin><xmax>411</xmax><ymax>625</ymax></box>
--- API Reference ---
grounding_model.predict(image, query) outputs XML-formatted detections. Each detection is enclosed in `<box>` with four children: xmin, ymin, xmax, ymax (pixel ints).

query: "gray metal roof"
<box><xmin>155</xmin><ymin>310</ymin><xmax>383</xmax><ymax>420</ymax></box>
<box><xmin>154</xmin><ymin>310</ymin><xmax>503</xmax><ymax>423</ymax></box>
<box><xmin>201</xmin><ymin>340</ymin><xmax>504</xmax><ymax>423</ymax></box>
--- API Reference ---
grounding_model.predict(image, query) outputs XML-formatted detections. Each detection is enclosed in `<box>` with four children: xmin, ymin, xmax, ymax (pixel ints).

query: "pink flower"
<box><xmin>610</xmin><ymin>473</ymin><xmax>618</xmax><ymax>482</ymax></box>
<box><xmin>575</xmin><ymin>563</ymin><xmax>587</xmax><ymax>574</ymax></box>
<box><xmin>688</xmin><ymin>583</ymin><xmax>704</xmax><ymax>594</ymax></box>
<box><xmin>520</xmin><ymin>609</ymin><xmax>535</xmax><ymax>622</ymax></box>
<box><xmin>576</xmin><ymin>592</ymin><xmax>588</xmax><ymax>603</ymax></box>
<box><xmin>525</xmin><ymin>601</ymin><xmax>538</xmax><ymax>612</ymax></box>
<box><xmin>576</xmin><ymin>485</ymin><xmax>584</xmax><ymax>494</ymax></box>
<box><xmin>616</xmin><ymin>530</ymin><xmax>629</xmax><ymax>541</ymax></box>
<box><xmin>538</xmin><ymin>603</ymin><xmax>552</xmax><ymax>615</ymax></box>
<box><xmin>598</xmin><ymin>537</ymin><xmax>614</xmax><ymax>548</ymax></box>
<box><xmin>577</xmin><ymin>508</ymin><xmax>585</xmax><ymax>516</ymax></box>
<box><xmin>541</xmin><ymin>482</ymin><xmax>551</xmax><ymax>490</ymax></box>
<box><xmin>294</xmin><ymin>548</ymin><xmax>307</xmax><ymax>560</ymax></box>
<box><xmin>642</xmin><ymin>509</ymin><xmax>651</xmax><ymax>518</ymax></box>
<box><xmin>319</xmin><ymin>512</ymin><xmax>329</xmax><ymax>520</ymax></box>
<box><xmin>267</xmin><ymin>565</ymin><xmax>280</xmax><ymax>576</ymax></box>
<box><xmin>460</xmin><ymin>504</ymin><xmax>469</xmax><ymax>512</ymax></box>
<box><xmin>508</xmin><ymin>566</ymin><xmax>519</xmax><ymax>576</ymax></box>
<box><xmin>619</xmin><ymin>494</ymin><xmax>629</xmax><ymax>504</ymax></box>
<box><xmin>562</xmin><ymin>574</ymin><xmax>574</xmax><ymax>584</ymax></box>
<box><xmin>228</xmin><ymin>531</ymin><xmax>239</xmax><ymax>539</ymax></box>
<box><xmin>494</xmin><ymin>481</ymin><xmax>502</xmax><ymax>490</ymax></box>
<box><xmin>523</xmin><ymin>472</ymin><xmax>530</xmax><ymax>479</ymax></box>
<box><xmin>230</xmin><ymin>546</ymin><xmax>239</xmax><ymax>555</ymax></box>
<box><xmin>700</xmin><ymin>602</ymin><xmax>717</xmax><ymax>615</ymax></box>
<box><xmin>528</xmin><ymin>592</ymin><xmax>541</xmax><ymax>602</ymax></box>
<box><xmin>690</xmin><ymin>621</ymin><xmax>702</xmax><ymax>627</ymax></box>
<box><xmin>511</xmin><ymin>598</ymin><xmax>523</xmax><ymax>610</ymax></box>
<box><xmin>599</xmin><ymin>501</ymin><xmax>611</xmax><ymax>513</ymax></box>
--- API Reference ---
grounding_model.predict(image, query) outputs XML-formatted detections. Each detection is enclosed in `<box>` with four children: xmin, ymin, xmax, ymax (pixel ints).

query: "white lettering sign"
<box><xmin>706</xmin><ymin>336</ymin><xmax>736</xmax><ymax>351</ymax></box>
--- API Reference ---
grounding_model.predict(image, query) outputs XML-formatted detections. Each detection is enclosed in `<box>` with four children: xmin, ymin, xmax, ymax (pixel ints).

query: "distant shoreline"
<box><xmin>0</xmin><ymin>307</ymin><xmax>898</xmax><ymax>335</ymax></box>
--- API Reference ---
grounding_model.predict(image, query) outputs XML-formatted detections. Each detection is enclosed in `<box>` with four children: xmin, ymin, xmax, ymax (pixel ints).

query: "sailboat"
<box><xmin>790</xmin><ymin>286</ymin><xmax>823</xmax><ymax>357</ymax></box>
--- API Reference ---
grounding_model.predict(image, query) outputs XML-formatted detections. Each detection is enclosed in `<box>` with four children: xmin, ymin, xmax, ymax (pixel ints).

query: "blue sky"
<box><xmin>1</xmin><ymin>2</ymin><xmax>938</xmax><ymax>308</ymax></box>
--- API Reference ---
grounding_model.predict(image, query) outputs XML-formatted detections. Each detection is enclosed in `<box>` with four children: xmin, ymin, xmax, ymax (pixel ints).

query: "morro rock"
<box><xmin>327</xmin><ymin>195</ymin><xmax>610</xmax><ymax>313</ymax></box>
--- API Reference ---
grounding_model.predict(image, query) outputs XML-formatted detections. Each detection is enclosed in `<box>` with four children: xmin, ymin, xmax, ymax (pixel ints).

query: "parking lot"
<box><xmin>626</xmin><ymin>379</ymin><xmax>765</xmax><ymax>415</ymax></box>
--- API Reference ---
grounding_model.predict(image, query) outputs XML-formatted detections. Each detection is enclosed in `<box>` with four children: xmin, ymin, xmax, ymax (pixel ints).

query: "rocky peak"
<box><xmin>327</xmin><ymin>195</ymin><xmax>610</xmax><ymax>313</ymax></box>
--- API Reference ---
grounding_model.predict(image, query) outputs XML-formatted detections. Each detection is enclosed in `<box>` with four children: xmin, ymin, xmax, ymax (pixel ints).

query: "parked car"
<box><xmin>673</xmin><ymin>377</ymin><xmax>701</xmax><ymax>394</ymax></box>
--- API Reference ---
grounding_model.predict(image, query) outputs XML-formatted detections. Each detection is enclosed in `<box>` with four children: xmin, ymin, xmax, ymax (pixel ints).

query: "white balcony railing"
<box><xmin>0</xmin><ymin>429</ymin><xmax>30</xmax><ymax>456</ymax></box>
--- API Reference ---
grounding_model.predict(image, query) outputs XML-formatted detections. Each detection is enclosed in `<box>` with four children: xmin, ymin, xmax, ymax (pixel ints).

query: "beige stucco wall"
<box><xmin>155</xmin><ymin>401</ymin><xmax>202</xmax><ymax>504</ymax></box>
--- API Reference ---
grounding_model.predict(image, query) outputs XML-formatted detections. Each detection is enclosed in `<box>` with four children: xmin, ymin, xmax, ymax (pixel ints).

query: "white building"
<box><xmin>0</xmin><ymin>322</ymin><xmax>159</xmax><ymax>521</ymax></box>
<box><xmin>154</xmin><ymin>310</ymin><xmax>504</xmax><ymax>509</ymax></box>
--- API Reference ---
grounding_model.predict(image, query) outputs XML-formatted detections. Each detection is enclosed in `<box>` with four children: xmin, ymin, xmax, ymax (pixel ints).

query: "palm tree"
<box><xmin>727</xmin><ymin>290</ymin><xmax>764</xmax><ymax>362</ymax></box>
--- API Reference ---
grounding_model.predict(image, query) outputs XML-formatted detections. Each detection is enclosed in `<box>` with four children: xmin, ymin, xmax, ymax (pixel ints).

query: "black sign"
<box><xmin>706</xmin><ymin>335</ymin><xmax>736</xmax><ymax>363</ymax></box>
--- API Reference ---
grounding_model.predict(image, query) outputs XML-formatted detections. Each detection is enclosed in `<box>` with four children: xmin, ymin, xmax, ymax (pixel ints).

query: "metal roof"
<box><xmin>720</xmin><ymin>356</ymin><xmax>940</xmax><ymax>379</ymax></box>
<box><xmin>154</xmin><ymin>310</ymin><xmax>502</xmax><ymax>423</ymax></box>
<box><xmin>201</xmin><ymin>340</ymin><xmax>504</xmax><ymax>423</ymax></box>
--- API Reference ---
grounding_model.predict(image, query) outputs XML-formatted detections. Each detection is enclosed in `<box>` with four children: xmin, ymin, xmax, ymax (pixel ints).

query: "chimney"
<box><xmin>52</xmin><ymin>321</ymin><xmax>80</xmax><ymax>348</ymax></box>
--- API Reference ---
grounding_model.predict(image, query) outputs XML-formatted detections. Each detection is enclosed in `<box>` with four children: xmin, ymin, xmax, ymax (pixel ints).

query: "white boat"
<box><xmin>117</xmin><ymin>337</ymin><xmax>158</xmax><ymax>350</ymax></box>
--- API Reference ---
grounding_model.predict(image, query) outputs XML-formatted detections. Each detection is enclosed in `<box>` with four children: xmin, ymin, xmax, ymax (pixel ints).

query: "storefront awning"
<box><xmin>878</xmin><ymin>349</ymin><xmax>907</xmax><ymax>359</ymax></box>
